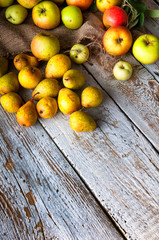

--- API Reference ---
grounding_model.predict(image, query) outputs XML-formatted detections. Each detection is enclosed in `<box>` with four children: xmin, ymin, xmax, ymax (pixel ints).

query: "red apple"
<box><xmin>103</xmin><ymin>6</ymin><xmax>128</xmax><ymax>29</ymax></box>
<box><xmin>66</xmin><ymin>0</ymin><xmax>93</xmax><ymax>11</ymax></box>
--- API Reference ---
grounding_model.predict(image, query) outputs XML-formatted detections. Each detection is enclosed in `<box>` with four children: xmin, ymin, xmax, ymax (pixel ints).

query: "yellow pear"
<box><xmin>81</xmin><ymin>86</ymin><xmax>103</xmax><ymax>108</ymax></box>
<box><xmin>0</xmin><ymin>72</ymin><xmax>19</xmax><ymax>95</ymax></box>
<box><xmin>1</xmin><ymin>92</ymin><xmax>22</xmax><ymax>113</ymax></box>
<box><xmin>14</xmin><ymin>53</ymin><xmax>39</xmax><ymax>71</ymax></box>
<box><xmin>0</xmin><ymin>57</ymin><xmax>8</xmax><ymax>78</ymax></box>
<box><xmin>63</xmin><ymin>69</ymin><xmax>85</xmax><ymax>90</ymax></box>
<box><xmin>69</xmin><ymin>111</ymin><xmax>96</xmax><ymax>132</ymax></box>
<box><xmin>45</xmin><ymin>54</ymin><xmax>71</xmax><ymax>79</ymax></box>
<box><xmin>16</xmin><ymin>100</ymin><xmax>38</xmax><ymax>127</ymax></box>
<box><xmin>58</xmin><ymin>88</ymin><xmax>81</xmax><ymax>114</ymax></box>
<box><xmin>36</xmin><ymin>97</ymin><xmax>58</xmax><ymax>118</ymax></box>
<box><xmin>18</xmin><ymin>66</ymin><xmax>42</xmax><ymax>89</ymax></box>
<box><xmin>32</xmin><ymin>78</ymin><xmax>61</xmax><ymax>101</ymax></box>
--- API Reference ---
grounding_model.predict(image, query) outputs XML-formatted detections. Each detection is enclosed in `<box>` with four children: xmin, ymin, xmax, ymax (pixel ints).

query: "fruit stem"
<box><xmin>32</xmin><ymin>92</ymin><xmax>40</xmax><ymax>100</ymax></box>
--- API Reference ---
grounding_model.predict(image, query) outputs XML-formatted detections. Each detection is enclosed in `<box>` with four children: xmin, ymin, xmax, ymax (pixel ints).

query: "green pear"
<box><xmin>1</xmin><ymin>92</ymin><xmax>22</xmax><ymax>113</ymax></box>
<box><xmin>0</xmin><ymin>57</ymin><xmax>8</xmax><ymax>78</ymax></box>
<box><xmin>58</xmin><ymin>88</ymin><xmax>81</xmax><ymax>114</ymax></box>
<box><xmin>32</xmin><ymin>78</ymin><xmax>61</xmax><ymax>101</ymax></box>
<box><xmin>36</xmin><ymin>97</ymin><xmax>58</xmax><ymax>118</ymax></box>
<box><xmin>0</xmin><ymin>72</ymin><xmax>20</xmax><ymax>95</ymax></box>
<box><xmin>16</xmin><ymin>100</ymin><xmax>38</xmax><ymax>127</ymax></box>
<box><xmin>81</xmin><ymin>86</ymin><xmax>103</xmax><ymax>108</ymax></box>
<box><xmin>63</xmin><ymin>69</ymin><xmax>85</xmax><ymax>90</ymax></box>
<box><xmin>69</xmin><ymin>111</ymin><xmax>96</xmax><ymax>132</ymax></box>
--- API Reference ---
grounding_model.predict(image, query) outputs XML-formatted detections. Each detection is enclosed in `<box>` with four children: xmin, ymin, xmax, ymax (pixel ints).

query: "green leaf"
<box><xmin>89</xmin><ymin>0</ymin><xmax>98</xmax><ymax>12</ymax></box>
<box><xmin>138</xmin><ymin>13</ymin><xmax>144</xmax><ymax>27</ymax></box>
<box><xmin>145</xmin><ymin>9</ymin><xmax>159</xmax><ymax>18</ymax></box>
<box><xmin>129</xmin><ymin>18</ymin><xmax>139</xmax><ymax>29</ymax></box>
<box><xmin>128</xmin><ymin>0</ymin><xmax>146</xmax><ymax>13</ymax></box>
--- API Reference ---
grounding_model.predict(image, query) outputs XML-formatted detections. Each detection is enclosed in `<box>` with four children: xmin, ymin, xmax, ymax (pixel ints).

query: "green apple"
<box><xmin>5</xmin><ymin>4</ymin><xmax>28</xmax><ymax>24</ymax></box>
<box><xmin>70</xmin><ymin>44</ymin><xmax>89</xmax><ymax>64</ymax></box>
<box><xmin>61</xmin><ymin>6</ymin><xmax>83</xmax><ymax>30</ymax></box>
<box><xmin>132</xmin><ymin>34</ymin><xmax>159</xmax><ymax>65</ymax></box>
<box><xmin>17</xmin><ymin>0</ymin><xmax>41</xmax><ymax>9</ymax></box>
<box><xmin>0</xmin><ymin>0</ymin><xmax>14</xmax><ymax>7</ymax></box>
<box><xmin>32</xmin><ymin>1</ymin><xmax>60</xmax><ymax>29</ymax></box>
<box><xmin>113</xmin><ymin>61</ymin><xmax>133</xmax><ymax>81</ymax></box>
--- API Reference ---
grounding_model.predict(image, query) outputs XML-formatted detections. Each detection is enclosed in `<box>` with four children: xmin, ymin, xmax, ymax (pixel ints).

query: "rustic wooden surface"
<box><xmin>0</xmin><ymin>0</ymin><xmax>159</xmax><ymax>240</ymax></box>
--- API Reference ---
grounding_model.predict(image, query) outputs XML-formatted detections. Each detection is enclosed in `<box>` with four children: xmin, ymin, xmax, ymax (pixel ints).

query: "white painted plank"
<box><xmin>19</xmin><ymin>63</ymin><xmax>159</xmax><ymax>240</ymax></box>
<box><xmin>0</xmin><ymin>107</ymin><xmax>125</xmax><ymax>240</ymax></box>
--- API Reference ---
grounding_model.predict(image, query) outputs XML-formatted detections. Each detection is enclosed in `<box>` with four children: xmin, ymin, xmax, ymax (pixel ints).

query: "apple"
<box><xmin>31</xmin><ymin>32</ymin><xmax>60</xmax><ymax>61</ymax></box>
<box><xmin>113</xmin><ymin>61</ymin><xmax>133</xmax><ymax>81</ymax></box>
<box><xmin>17</xmin><ymin>0</ymin><xmax>41</xmax><ymax>9</ymax></box>
<box><xmin>61</xmin><ymin>6</ymin><xmax>83</xmax><ymax>29</ymax></box>
<box><xmin>96</xmin><ymin>0</ymin><xmax>121</xmax><ymax>12</ymax></box>
<box><xmin>132</xmin><ymin>34</ymin><xmax>159</xmax><ymax>65</ymax></box>
<box><xmin>70</xmin><ymin>44</ymin><xmax>89</xmax><ymax>64</ymax></box>
<box><xmin>103</xmin><ymin>26</ymin><xmax>133</xmax><ymax>56</ymax></box>
<box><xmin>103</xmin><ymin>6</ymin><xmax>128</xmax><ymax>29</ymax></box>
<box><xmin>0</xmin><ymin>0</ymin><xmax>14</xmax><ymax>7</ymax></box>
<box><xmin>32</xmin><ymin>1</ymin><xmax>60</xmax><ymax>29</ymax></box>
<box><xmin>66</xmin><ymin>0</ymin><xmax>93</xmax><ymax>11</ymax></box>
<box><xmin>5</xmin><ymin>4</ymin><xmax>28</xmax><ymax>25</ymax></box>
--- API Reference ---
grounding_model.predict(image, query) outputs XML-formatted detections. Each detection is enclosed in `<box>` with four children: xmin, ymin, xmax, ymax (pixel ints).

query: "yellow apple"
<box><xmin>96</xmin><ymin>0</ymin><xmax>121</xmax><ymax>12</ymax></box>
<box><xmin>132</xmin><ymin>34</ymin><xmax>159</xmax><ymax>64</ymax></box>
<box><xmin>32</xmin><ymin>1</ymin><xmax>60</xmax><ymax>29</ymax></box>
<box><xmin>17</xmin><ymin>0</ymin><xmax>41</xmax><ymax>8</ymax></box>
<box><xmin>0</xmin><ymin>0</ymin><xmax>14</xmax><ymax>7</ymax></box>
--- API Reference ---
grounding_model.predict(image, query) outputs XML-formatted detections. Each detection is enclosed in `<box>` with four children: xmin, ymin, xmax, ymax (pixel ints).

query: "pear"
<box><xmin>63</xmin><ymin>69</ymin><xmax>85</xmax><ymax>90</ymax></box>
<box><xmin>81</xmin><ymin>86</ymin><xmax>103</xmax><ymax>108</ymax></box>
<box><xmin>14</xmin><ymin>53</ymin><xmax>39</xmax><ymax>71</ymax></box>
<box><xmin>32</xmin><ymin>78</ymin><xmax>61</xmax><ymax>101</ymax></box>
<box><xmin>36</xmin><ymin>97</ymin><xmax>58</xmax><ymax>119</ymax></box>
<box><xmin>45</xmin><ymin>54</ymin><xmax>71</xmax><ymax>79</ymax></box>
<box><xmin>69</xmin><ymin>111</ymin><xmax>96</xmax><ymax>132</ymax></box>
<box><xmin>0</xmin><ymin>57</ymin><xmax>8</xmax><ymax>78</ymax></box>
<box><xmin>18</xmin><ymin>66</ymin><xmax>42</xmax><ymax>89</ymax></box>
<box><xmin>1</xmin><ymin>92</ymin><xmax>22</xmax><ymax>113</ymax></box>
<box><xmin>0</xmin><ymin>72</ymin><xmax>19</xmax><ymax>95</ymax></box>
<box><xmin>58</xmin><ymin>88</ymin><xmax>81</xmax><ymax>115</ymax></box>
<box><xmin>16</xmin><ymin>100</ymin><xmax>38</xmax><ymax>127</ymax></box>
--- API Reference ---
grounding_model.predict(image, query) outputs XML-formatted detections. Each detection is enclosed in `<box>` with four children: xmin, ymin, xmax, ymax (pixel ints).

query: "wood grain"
<box><xmin>18</xmin><ymin>62</ymin><xmax>159</xmax><ymax>240</ymax></box>
<box><xmin>0</xmin><ymin>108</ymin><xmax>125</xmax><ymax>240</ymax></box>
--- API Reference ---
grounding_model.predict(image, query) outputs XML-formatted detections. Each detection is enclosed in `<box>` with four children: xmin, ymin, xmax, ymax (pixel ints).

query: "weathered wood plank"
<box><xmin>0</xmin><ymin>108</ymin><xmax>125</xmax><ymax>240</ymax></box>
<box><xmin>19</xmin><ymin>63</ymin><xmax>159</xmax><ymax>240</ymax></box>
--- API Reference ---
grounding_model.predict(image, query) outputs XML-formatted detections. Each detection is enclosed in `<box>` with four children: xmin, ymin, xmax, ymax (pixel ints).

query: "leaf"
<box><xmin>129</xmin><ymin>18</ymin><xmax>139</xmax><ymax>29</ymax></box>
<box><xmin>89</xmin><ymin>0</ymin><xmax>98</xmax><ymax>12</ymax></box>
<box><xmin>145</xmin><ymin>9</ymin><xmax>159</xmax><ymax>18</ymax></box>
<box><xmin>138</xmin><ymin>13</ymin><xmax>144</xmax><ymax>28</ymax></box>
<box><xmin>128</xmin><ymin>0</ymin><xmax>146</xmax><ymax>13</ymax></box>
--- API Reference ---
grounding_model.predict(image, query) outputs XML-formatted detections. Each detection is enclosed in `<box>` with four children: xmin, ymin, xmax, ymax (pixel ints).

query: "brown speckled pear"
<box><xmin>58</xmin><ymin>88</ymin><xmax>81</xmax><ymax>115</ymax></box>
<box><xmin>14</xmin><ymin>53</ymin><xmax>38</xmax><ymax>71</ymax></box>
<box><xmin>0</xmin><ymin>72</ymin><xmax>19</xmax><ymax>95</ymax></box>
<box><xmin>16</xmin><ymin>100</ymin><xmax>38</xmax><ymax>127</ymax></box>
<box><xmin>69</xmin><ymin>111</ymin><xmax>96</xmax><ymax>132</ymax></box>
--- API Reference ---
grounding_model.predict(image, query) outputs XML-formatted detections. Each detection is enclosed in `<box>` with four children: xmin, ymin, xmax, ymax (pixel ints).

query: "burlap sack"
<box><xmin>0</xmin><ymin>7</ymin><xmax>105</xmax><ymax>56</ymax></box>
<box><xmin>0</xmin><ymin>6</ymin><xmax>145</xmax><ymax>71</ymax></box>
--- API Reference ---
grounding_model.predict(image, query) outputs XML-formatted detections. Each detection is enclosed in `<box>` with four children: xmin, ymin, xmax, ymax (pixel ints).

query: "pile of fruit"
<box><xmin>0</xmin><ymin>0</ymin><xmax>159</xmax><ymax>132</ymax></box>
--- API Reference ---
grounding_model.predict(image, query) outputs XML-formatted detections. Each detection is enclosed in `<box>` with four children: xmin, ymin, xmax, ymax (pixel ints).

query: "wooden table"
<box><xmin>0</xmin><ymin>1</ymin><xmax>159</xmax><ymax>239</ymax></box>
